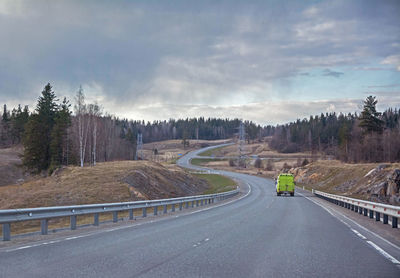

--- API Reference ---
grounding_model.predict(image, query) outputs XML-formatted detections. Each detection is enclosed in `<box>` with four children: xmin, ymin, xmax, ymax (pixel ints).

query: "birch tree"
<box><xmin>90</xmin><ymin>103</ymin><xmax>102</xmax><ymax>165</ymax></box>
<box><xmin>74</xmin><ymin>86</ymin><xmax>89</xmax><ymax>167</ymax></box>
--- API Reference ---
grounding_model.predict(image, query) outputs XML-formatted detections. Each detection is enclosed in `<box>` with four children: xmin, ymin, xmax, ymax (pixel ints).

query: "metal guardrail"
<box><xmin>1</xmin><ymin>188</ymin><xmax>240</xmax><ymax>241</ymax></box>
<box><xmin>313</xmin><ymin>189</ymin><xmax>400</xmax><ymax>228</ymax></box>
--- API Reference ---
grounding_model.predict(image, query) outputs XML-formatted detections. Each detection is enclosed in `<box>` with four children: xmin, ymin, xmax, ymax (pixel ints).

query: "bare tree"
<box><xmin>74</xmin><ymin>86</ymin><xmax>90</xmax><ymax>167</ymax></box>
<box><xmin>91</xmin><ymin>103</ymin><xmax>102</xmax><ymax>166</ymax></box>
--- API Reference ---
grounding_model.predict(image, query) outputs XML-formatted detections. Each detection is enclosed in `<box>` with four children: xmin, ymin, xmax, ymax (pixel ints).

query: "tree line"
<box><xmin>0</xmin><ymin>83</ymin><xmax>265</xmax><ymax>173</ymax></box>
<box><xmin>270</xmin><ymin>96</ymin><xmax>400</xmax><ymax>163</ymax></box>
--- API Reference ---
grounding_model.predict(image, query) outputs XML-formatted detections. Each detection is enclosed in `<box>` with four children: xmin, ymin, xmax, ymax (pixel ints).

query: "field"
<box><xmin>142</xmin><ymin>139</ymin><xmax>231</xmax><ymax>164</ymax></box>
<box><xmin>195</xmin><ymin>139</ymin><xmax>320</xmax><ymax>179</ymax></box>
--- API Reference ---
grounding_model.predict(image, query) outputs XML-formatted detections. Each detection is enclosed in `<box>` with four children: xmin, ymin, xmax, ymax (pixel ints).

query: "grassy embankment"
<box><xmin>0</xmin><ymin>160</ymin><xmax>210</xmax><ymax>237</ymax></box>
<box><xmin>190</xmin><ymin>158</ymin><xmax>227</xmax><ymax>166</ymax></box>
<box><xmin>194</xmin><ymin>174</ymin><xmax>237</xmax><ymax>194</ymax></box>
<box><xmin>197</xmin><ymin>145</ymin><xmax>228</xmax><ymax>157</ymax></box>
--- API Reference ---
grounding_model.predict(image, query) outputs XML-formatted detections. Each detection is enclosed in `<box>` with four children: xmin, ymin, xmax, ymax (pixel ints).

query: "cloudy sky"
<box><xmin>0</xmin><ymin>0</ymin><xmax>399</xmax><ymax>125</ymax></box>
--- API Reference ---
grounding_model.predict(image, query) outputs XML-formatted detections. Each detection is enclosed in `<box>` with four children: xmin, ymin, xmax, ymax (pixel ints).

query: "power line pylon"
<box><xmin>135</xmin><ymin>133</ymin><xmax>143</xmax><ymax>160</ymax></box>
<box><xmin>238</xmin><ymin>121</ymin><xmax>246</xmax><ymax>167</ymax></box>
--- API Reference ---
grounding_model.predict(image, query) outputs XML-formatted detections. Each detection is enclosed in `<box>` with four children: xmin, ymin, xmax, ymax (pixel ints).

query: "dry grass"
<box><xmin>0</xmin><ymin>160</ymin><xmax>211</xmax><ymax>236</ymax></box>
<box><xmin>290</xmin><ymin>160</ymin><xmax>400</xmax><ymax>204</ymax></box>
<box><xmin>0</xmin><ymin>145</ymin><xmax>28</xmax><ymax>186</ymax></box>
<box><xmin>0</xmin><ymin>160</ymin><xmax>210</xmax><ymax>210</ymax></box>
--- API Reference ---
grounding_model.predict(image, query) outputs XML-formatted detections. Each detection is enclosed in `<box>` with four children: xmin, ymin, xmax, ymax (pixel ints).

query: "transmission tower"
<box><xmin>238</xmin><ymin>121</ymin><xmax>246</xmax><ymax>167</ymax></box>
<box><xmin>135</xmin><ymin>133</ymin><xmax>143</xmax><ymax>160</ymax></box>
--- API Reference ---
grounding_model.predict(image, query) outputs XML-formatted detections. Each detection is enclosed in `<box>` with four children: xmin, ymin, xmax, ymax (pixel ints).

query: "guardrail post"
<box><xmin>392</xmin><ymin>217</ymin><xmax>398</xmax><ymax>228</ymax></box>
<box><xmin>41</xmin><ymin>219</ymin><xmax>48</xmax><ymax>235</ymax></box>
<box><xmin>163</xmin><ymin>205</ymin><xmax>167</xmax><ymax>214</ymax></box>
<box><xmin>376</xmin><ymin>212</ymin><xmax>380</xmax><ymax>222</ymax></box>
<box><xmin>171</xmin><ymin>204</ymin><xmax>175</xmax><ymax>212</ymax></box>
<box><xmin>154</xmin><ymin>206</ymin><xmax>158</xmax><ymax>216</ymax></box>
<box><xmin>351</xmin><ymin>204</ymin><xmax>354</xmax><ymax>211</ymax></box>
<box><xmin>2</xmin><ymin>223</ymin><xmax>10</xmax><ymax>241</ymax></box>
<box><xmin>70</xmin><ymin>215</ymin><xmax>77</xmax><ymax>230</ymax></box>
<box><xmin>363</xmin><ymin>208</ymin><xmax>368</xmax><ymax>216</ymax></box>
<box><xmin>369</xmin><ymin>209</ymin><xmax>373</xmax><ymax>219</ymax></box>
<box><xmin>383</xmin><ymin>214</ymin><xmax>388</xmax><ymax>224</ymax></box>
<box><xmin>196</xmin><ymin>200</ymin><xmax>199</xmax><ymax>207</ymax></box>
<box><xmin>94</xmin><ymin>213</ymin><xmax>99</xmax><ymax>226</ymax></box>
<box><xmin>113</xmin><ymin>211</ymin><xmax>118</xmax><ymax>223</ymax></box>
<box><xmin>201</xmin><ymin>200</ymin><xmax>204</xmax><ymax>206</ymax></box>
<box><xmin>191</xmin><ymin>201</ymin><xmax>194</xmax><ymax>208</ymax></box>
<box><xmin>358</xmin><ymin>207</ymin><xmax>362</xmax><ymax>214</ymax></box>
<box><xmin>179</xmin><ymin>203</ymin><xmax>183</xmax><ymax>211</ymax></box>
<box><xmin>185</xmin><ymin>202</ymin><xmax>189</xmax><ymax>209</ymax></box>
<box><xmin>142</xmin><ymin>208</ymin><xmax>147</xmax><ymax>217</ymax></box>
<box><xmin>129</xmin><ymin>209</ymin><xmax>134</xmax><ymax>220</ymax></box>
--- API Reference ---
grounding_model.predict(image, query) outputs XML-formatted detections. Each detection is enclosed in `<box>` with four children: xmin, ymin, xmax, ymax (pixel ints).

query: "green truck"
<box><xmin>276</xmin><ymin>174</ymin><xmax>295</xmax><ymax>196</ymax></box>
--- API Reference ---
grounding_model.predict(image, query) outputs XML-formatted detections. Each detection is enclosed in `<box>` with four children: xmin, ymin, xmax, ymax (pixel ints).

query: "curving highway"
<box><xmin>0</xmin><ymin>144</ymin><xmax>399</xmax><ymax>277</ymax></box>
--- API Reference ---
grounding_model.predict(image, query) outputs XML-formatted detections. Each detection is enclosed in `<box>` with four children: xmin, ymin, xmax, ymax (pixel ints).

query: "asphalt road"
<box><xmin>1</xmin><ymin>145</ymin><xmax>399</xmax><ymax>277</ymax></box>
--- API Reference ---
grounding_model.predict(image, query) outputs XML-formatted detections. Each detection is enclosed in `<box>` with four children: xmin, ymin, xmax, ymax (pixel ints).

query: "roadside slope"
<box><xmin>290</xmin><ymin>160</ymin><xmax>400</xmax><ymax>205</ymax></box>
<box><xmin>0</xmin><ymin>161</ymin><xmax>209</xmax><ymax>209</ymax></box>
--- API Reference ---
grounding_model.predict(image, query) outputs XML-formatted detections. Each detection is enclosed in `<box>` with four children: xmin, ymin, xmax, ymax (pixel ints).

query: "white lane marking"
<box><xmin>298</xmin><ymin>192</ymin><xmax>400</xmax><ymax>252</ymax></box>
<box><xmin>205</xmin><ymin>238</ymin><xmax>209</xmax><ymax>242</ymax></box>
<box><xmin>299</xmin><ymin>191</ymin><xmax>400</xmax><ymax>265</ymax></box>
<box><xmin>3</xmin><ymin>181</ymin><xmax>251</xmax><ymax>253</ymax></box>
<box><xmin>193</xmin><ymin>244</ymin><xmax>197</xmax><ymax>247</ymax></box>
<box><xmin>3</xmin><ymin>154</ymin><xmax>252</xmax><ymax>254</ymax></box>
<box><xmin>367</xmin><ymin>241</ymin><xmax>400</xmax><ymax>265</ymax></box>
<box><xmin>14</xmin><ymin>245</ymin><xmax>31</xmax><ymax>250</ymax></box>
<box><xmin>351</xmin><ymin>229</ymin><xmax>367</xmax><ymax>240</ymax></box>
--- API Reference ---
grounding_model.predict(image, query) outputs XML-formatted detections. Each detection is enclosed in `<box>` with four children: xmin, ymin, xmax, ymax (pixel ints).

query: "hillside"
<box><xmin>0</xmin><ymin>161</ymin><xmax>209</xmax><ymax>210</ymax></box>
<box><xmin>289</xmin><ymin>161</ymin><xmax>400</xmax><ymax>205</ymax></box>
<box><xmin>196</xmin><ymin>142</ymin><xmax>400</xmax><ymax>206</ymax></box>
<box><xmin>0</xmin><ymin>146</ymin><xmax>27</xmax><ymax>186</ymax></box>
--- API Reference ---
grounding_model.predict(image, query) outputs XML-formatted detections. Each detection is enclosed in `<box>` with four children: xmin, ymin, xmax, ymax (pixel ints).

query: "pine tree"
<box><xmin>50</xmin><ymin>98</ymin><xmax>71</xmax><ymax>172</ymax></box>
<box><xmin>359</xmin><ymin>96</ymin><xmax>384</xmax><ymax>133</ymax></box>
<box><xmin>23</xmin><ymin>83</ymin><xmax>58</xmax><ymax>172</ymax></box>
<box><xmin>2</xmin><ymin>104</ymin><xmax>9</xmax><ymax>123</ymax></box>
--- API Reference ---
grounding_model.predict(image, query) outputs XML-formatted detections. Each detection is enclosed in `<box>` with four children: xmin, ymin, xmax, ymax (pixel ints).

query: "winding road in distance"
<box><xmin>1</xmin><ymin>144</ymin><xmax>399</xmax><ymax>277</ymax></box>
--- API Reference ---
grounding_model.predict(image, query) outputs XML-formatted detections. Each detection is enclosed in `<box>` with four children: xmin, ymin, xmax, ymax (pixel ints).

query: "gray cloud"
<box><xmin>0</xmin><ymin>0</ymin><xmax>399</xmax><ymax>123</ymax></box>
<box><xmin>322</xmin><ymin>69</ymin><xmax>344</xmax><ymax>78</ymax></box>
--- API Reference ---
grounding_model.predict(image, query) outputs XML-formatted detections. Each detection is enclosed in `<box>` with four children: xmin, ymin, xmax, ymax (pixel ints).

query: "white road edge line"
<box><xmin>351</xmin><ymin>228</ymin><xmax>367</xmax><ymax>240</ymax></box>
<box><xmin>298</xmin><ymin>192</ymin><xmax>400</xmax><ymax>251</ymax></box>
<box><xmin>298</xmin><ymin>191</ymin><xmax>400</xmax><ymax>266</ymax></box>
<box><xmin>366</xmin><ymin>241</ymin><xmax>400</xmax><ymax>265</ymax></box>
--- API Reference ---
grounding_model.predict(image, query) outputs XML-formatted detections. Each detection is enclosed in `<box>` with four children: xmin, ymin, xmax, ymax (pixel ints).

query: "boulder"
<box><xmin>370</xmin><ymin>181</ymin><xmax>388</xmax><ymax>196</ymax></box>
<box><xmin>387</xmin><ymin>169</ymin><xmax>400</xmax><ymax>196</ymax></box>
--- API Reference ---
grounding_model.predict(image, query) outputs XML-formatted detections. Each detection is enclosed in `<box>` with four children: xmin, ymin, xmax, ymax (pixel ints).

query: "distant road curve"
<box><xmin>1</xmin><ymin>144</ymin><xmax>399</xmax><ymax>277</ymax></box>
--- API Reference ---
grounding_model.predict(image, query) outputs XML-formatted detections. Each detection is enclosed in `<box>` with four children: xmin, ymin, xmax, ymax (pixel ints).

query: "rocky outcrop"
<box><xmin>290</xmin><ymin>160</ymin><xmax>400</xmax><ymax>206</ymax></box>
<box><xmin>387</xmin><ymin>169</ymin><xmax>400</xmax><ymax>203</ymax></box>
